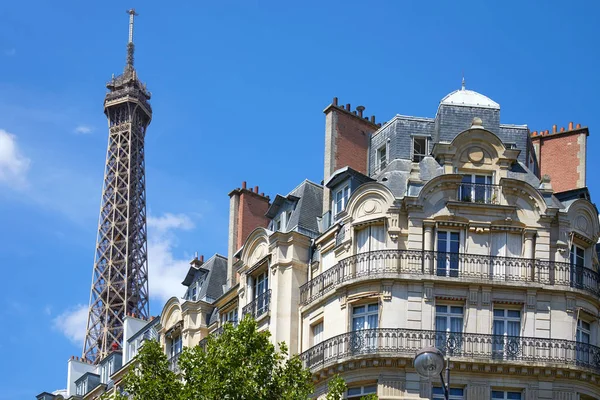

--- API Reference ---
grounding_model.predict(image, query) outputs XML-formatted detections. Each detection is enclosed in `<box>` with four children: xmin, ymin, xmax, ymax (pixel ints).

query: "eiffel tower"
<box><xmin>83</xmin><ymin>9</ymin><xmax>151</xmax><ymax>363</ymax></box>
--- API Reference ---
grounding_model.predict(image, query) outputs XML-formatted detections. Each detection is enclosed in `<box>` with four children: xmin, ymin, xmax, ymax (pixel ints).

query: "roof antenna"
<box><xmin>126</xmin><ymin>9</ymin><xmax>138</xmax><ymax>70</ymax></box>
<box><xmin>461</xmin><ymin>71</ymin><xmax>466</xmax><ymax>91</ymax></box>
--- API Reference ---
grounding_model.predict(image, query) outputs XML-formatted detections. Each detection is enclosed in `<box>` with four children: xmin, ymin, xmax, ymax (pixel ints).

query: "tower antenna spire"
<box><xmin>126</xmin><ymin>9</ymin><xmax>138</xmax><ymax>69</ymax></box>
<box><xmin>461</xmin><ymin>71</ymin><xmax>466</xmax><ymax>90</ymax></box>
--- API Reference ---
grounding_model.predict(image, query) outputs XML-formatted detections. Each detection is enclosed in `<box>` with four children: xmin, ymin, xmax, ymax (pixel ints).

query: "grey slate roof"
<box><xmin>183</xmin><ymin>254</ymin><xmax>228</xmax><ymax>303</ymax></box>
<box><xmin>507</xmin><ymin>161</ymin><xmax>540</xmax><ymax>188</ymax></box>
<box><xmin>377</xmin><ymin>157</ymin><xmax>443</xmax><ymax>198</ymax></box>
<box><xmin>208</xmin><ymin>307</ymin><xmax>219</xmax><ymax>325</ymax></box>
<box><xmin>282</xmin><ymin>180</ymin><xmax>323</xmax><ymax>236</ymax></box>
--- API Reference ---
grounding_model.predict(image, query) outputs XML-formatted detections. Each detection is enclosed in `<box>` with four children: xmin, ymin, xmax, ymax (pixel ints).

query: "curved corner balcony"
<box><xmin>300</xmin><ymin>328</ymin><xmax>600</xmax><ymax>375</ymax></box>
<box><xmin>300</xmin><ymin>250</ymin><xmax>599</xmax><ymax>306</ymax></box>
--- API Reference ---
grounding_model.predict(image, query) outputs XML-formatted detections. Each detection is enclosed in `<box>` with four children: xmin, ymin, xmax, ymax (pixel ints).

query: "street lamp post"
<box><xmin>413</xmin><ymin>346</ymin><xmax>451</xmax><ymax>400</ymax></box>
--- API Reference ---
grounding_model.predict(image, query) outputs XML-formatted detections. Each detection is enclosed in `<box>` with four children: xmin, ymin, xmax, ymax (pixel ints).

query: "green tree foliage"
<box><xmin>325</xmin><ymin>375</ymin><xmax>346</xmax><ymax>400</ymax></box>
<box><xmin>324</xmin><ymin>374</ymin><xmax>378</xmax><ymax>400</ymax></box>
<box><xmin>110</xmin><ymin>316</ymin><xmax>377</xmax><ymax>399</ymax></box>
<box><xmin>107</xmin><ymin>339</ymin><xmax>182</xmax><ymax>400</ymax></box>
<box><xmin>179</xmin><ymin>315</ymin><xmax>313</xmax><ymax>399</ymax></box>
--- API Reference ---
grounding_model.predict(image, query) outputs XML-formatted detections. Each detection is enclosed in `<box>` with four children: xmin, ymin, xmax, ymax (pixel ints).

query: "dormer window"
<box><xmin>376</xmin><ymin>145</ymin><xmax>387</xmax><ymax>171</ymax></box>
<box><xmin>412</xmin><ymin>136</ymin><xmax>429</xmax><ymax>162</ymax></box>
<box><xmin>333</xmin><ymin>185</ymin><xmax>350</xmax><ymax>217</ymax></box>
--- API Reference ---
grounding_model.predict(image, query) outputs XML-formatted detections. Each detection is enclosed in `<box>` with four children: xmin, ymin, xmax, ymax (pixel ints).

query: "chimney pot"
<box><xmin>560</xmin><ymin>127</ymin><xmax>565</xmax><ymax>132</ymax></box>
<box><xmin>546</xmin><ymin>130</ymin><xmax>549</xmax><ymax>135</ymax></box>
<box><xmin>346</xmin><ymin>103</ymin><xmax>351</xmax><ymax>111</ymax></box>
<box><xmin>260</xmin><ymin>192</ymin><xmax>264</xmax><ymax>197</ymax></box>
<box><xmin>352</xmin><ymin>111</ymin><xmax>357</xmax><ymax>115</ymax></box>
<box><xmin>552</xmin><ymin>124</ymin><xmax>557</xmax><ymax>133</ymax></box>
<box><xmin>200</xmin><ymin>255</ymin><xmax>204</xmax><ymax>262</ymax></box>
<box><xmin>242</xmin><ymin>181</ymin><xmax>247</xmax><ymax>190</ymax></box>
<box><xmin>370</xmin><ymin>115</ymin><xmax>376</xmax><ymax>123</ymax></box>
<box><xmin>576</xmin><ymin>123</ymin><xmax>581</xmax><ymax>129</ymax></box>
<box><xmin>333</xmin><ymin>97</ymin><xmax>338</xmax><ymax>106</ymax></box>
<box><xmin>254</xmin><ymin>186</ymin><xmax>259</xmax><ymax>193</ymax></box>
<box><xmin>568</xmin><ymin>122</ymin><xmax>574</xmax><ymax>130</ymax></box>
<box><xmin>532</xmin><ymin>131</ymin><xmax>537</xmax><ymax>136</ymax></box>
<box><xmin>356</xmin><ymin>105</ymin><xmax>365</xmax><ymax>117</ymax></box>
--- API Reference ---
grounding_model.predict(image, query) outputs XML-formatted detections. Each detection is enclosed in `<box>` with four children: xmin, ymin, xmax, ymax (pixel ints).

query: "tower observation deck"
<box><xmin>83</xmin><ymin>9</ymin><xmax>152</xmax><ymax>363</ymax></box>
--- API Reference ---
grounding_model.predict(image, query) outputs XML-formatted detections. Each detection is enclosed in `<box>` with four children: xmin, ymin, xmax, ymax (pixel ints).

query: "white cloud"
<box><xmin>0</xmin><ymin>129</ymin><xmax>30</xmax><ymax>188</ymax></box>
<box><xmin>53</xmin><ymin>304</ymin><xmax>88</xmax><ymax>345</ymax></box>
<box><xmin>148</xmin><ymin>213</ymin><xmax>195</xmax><ymax>232</ymax></box>
<box><xmin>52</xmin><ymin>213</ymin><xmax>196</xmax><ymax>343</ymax></box>
<box><xmin>4</xmin><ymin>48</ymin><xmax>15</xmax><ymax>57</ymax></box>
<box><xmin>74</xmin><ymin>125</ymin><xmax>93</xmax><ymax>134</ymax></box>
<box><xmin>147</xmin><ymin>213</ymin><xmax>196</xmax><ymax>302</ymax></box>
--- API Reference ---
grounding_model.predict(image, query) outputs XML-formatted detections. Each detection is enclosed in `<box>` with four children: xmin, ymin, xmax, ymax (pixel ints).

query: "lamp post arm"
<box><xmin>445</xmin><ymin>354</ymin><xmax>450</xmax><ymax>400</ymax></box>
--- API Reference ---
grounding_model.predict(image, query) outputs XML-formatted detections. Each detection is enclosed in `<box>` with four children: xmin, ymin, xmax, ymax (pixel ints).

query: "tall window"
<box><xmin>334</xmin><ymin>185</ymin><xmax>350</xmax><ymax>217</ymax></box>
<box><xmin>312</xmin><ymin>321</ymin><xmax>324</xmax><ymax>346</ymax></box>
<box><xmin>571</xmin><ymin>244</ymin><xmax>585</xmax><ymax>287</ymax></box>
<box><xmin>254</xmin><ymin>271</ymin><xmax>269</xmax><ymax>315</ymax></box>
<box><xmin>459</xmin><ymin>174</ymin><xmax>493</xmax><ymax>203</ymax></box>
<box><xmin>377</xmin><ymin>145</ymin><xmax>387</xmax><ymax>171</ymax></box>
<box><xmin>352</xmin><ymin>304</ymin><xmax>379</xmax><ymax>331</ymax></box>
<box><xmin>437</xmin><ymin>231</ymin><xmax>460</xmax><ymax>277</ymax></box>
<box><xmin>492</xmin><ymin>391</ymin><xmax>522</xmax><ymax>400</ymax></box>
<box><xmin>435</xmin><ymin>305</ymin><xmax>463</xmax><ymax>350</ymax></box>
<box><xmin>347</xmin><ymin>384</ymin><xmax>377</xmax><ymax>399</ymax></box>
<box><xmin>577</xmin><ymin>319</ymin><xmax>591</xmax><ymax>363</ymax></box>
<box><xmin>493</xmin><ymin>309</ymin><xmax>521</xmax><ymax>357</ymax></box>
<box><xmin>221</xmin><ymin>308</ymin><xmax>238</xmax><ymax>325</ymax></box>
<box><xmin>352</xmin><ymin>304</ymin><xmax>378</xmax><ymax>350</ymax></box>
<box><xmin>170</xmin><ymin>335</ymin><xmax>182</xmax><ymax>359</ymax></box>
<box><xmin>356</xmin><ymin>225</ymin><xmax>386</xmax><ymax>274</ymax></box>
<box><xmin>433</xmin><ymin>387</ymin><xmax>464</xmax><ymax>400</ymax></box>
<box><xmin>491</xmin><ymin>232</ymin><xmax>523</xmax><ymax>279</ymax></box>
<box><xmin>413</xmin><ymin>136</ymin><xmax>428</xmax><ymax>162</ymax></box>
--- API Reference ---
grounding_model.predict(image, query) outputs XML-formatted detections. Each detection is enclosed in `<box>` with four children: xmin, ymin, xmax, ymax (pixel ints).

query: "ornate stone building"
<box><xmin>209</xmin><ymin>84</ymin><xmax>600</xmax><ymax>400</ymax></box>
<box><xmin>40</xmin><ymin>83</ymin><xmax>599</xmax><ymax>400</ymax></box>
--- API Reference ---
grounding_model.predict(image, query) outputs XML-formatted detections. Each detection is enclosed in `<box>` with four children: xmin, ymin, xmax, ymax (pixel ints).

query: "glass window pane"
<box><xmin>353</xmin><ymin>306</ymin><xmax>365</xmax><ymax>315</ymax></box>
<box><xmin>450</xmin><ymin>306</ymin><xmax>463</xmax><ymax>314</ymax></box>
<box><xmin>494</xmin><ymin>309</ymin><xmax>505</xmax><ymax>317</ymax></box>
<box><xmin>507</xmin><ymin>393</ymin><xmax>522</xmax><ymax>400</ymax></box>
<box><xmin>491</xmin><ymin>391</ymin><xmax>504</xmax><ymax>399</ymax></box>
<box><xmin>449</xmin><ymin>388</ymin><xmax>464</xmax><ymax>395</ymax></box>
<box><xmin>368</xmin><ymin>304</ymin><xmax>379</xmax><ymax>312</ymax></box>
<box><xmin>436</xmin><ymin>305</ymin><xmax>447</xmax><ymax>313</ymax></box>
<box><xmin>348</xmin><ymin>388</ymin><xmax>361</xmax><ymax>396</ymax></box>
<box><xmin>364</xmin><ymin>385</ymin><xmax>377</xmax><ymax>393</ymax></box>
<box><xmin>507</xmin><ymin>310</ymin><xmax>521</xmax><ymax>318</ymax></box>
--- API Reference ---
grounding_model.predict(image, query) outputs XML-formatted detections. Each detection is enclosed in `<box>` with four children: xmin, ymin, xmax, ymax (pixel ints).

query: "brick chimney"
<box><xmin>530</xmin><ymin>123</ymin><xmax>589</xmax><ymax>193</ymax></box>
<box><xmin>322</xmin><ymin>98</ymin><xmax>379</xmax><ymax>216</ymax></box>
<box><xmin>227</xmin><ymin>181</ymin><xmax>270</xmax><ymax>285</ymax></box>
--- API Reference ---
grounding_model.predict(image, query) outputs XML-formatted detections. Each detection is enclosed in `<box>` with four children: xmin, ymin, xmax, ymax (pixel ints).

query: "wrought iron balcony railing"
<box><xmin>300</xmin><ymin>250</ymin><xmax>600</xmax><ymax>305</ymax></box>
<box><xmin>300</xmin><ymin>328</ymin><xmax>600</xmax><ymax>373</ymax></box>
<box><xmin>242</xmin><ymin>289</ymin><xmax>271</xmax><ymax>319</ymax></box>
<box><xmin>168</xmin><ymin>352</ymin><xmax>181</xmax><ymax>373</ymax></box>
<box><xmin>458</xmin><ymin>183</ymin><xmax>500</xmax><ymax>204</ymax></box>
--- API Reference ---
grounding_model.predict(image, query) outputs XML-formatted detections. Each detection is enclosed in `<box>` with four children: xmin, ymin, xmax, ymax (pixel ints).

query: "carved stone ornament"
<box><xmin>481</xmin><ymin>289</ymin><xmax>491</xmax><ymax>306</ymax></box>
<box><xmin>382</xmin><ymin>281</ymin><xmax>393</xmax><ymax>301</ymax></box>
<box><xmin>468</xmin><ymin>146</ymin><xmax>485</xmax><ymax>163</ymax></box>
<box><xmin>576</xmin><ymin>215</ymin><xmax>589</xmax><ymax>233</ymax></box>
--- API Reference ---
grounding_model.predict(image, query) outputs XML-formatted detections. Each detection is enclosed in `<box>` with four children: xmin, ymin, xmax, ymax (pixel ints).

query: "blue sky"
<box><xmin>1</xmin><ymin>1</ymin><xmax>599</xmax><ymax>398</ymax></box>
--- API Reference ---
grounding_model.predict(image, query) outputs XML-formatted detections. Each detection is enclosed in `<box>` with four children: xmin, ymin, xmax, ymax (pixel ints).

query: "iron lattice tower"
<box><xmin>83</xmin><ymin>9</ymin><xmax>152</xmax><ymax>363</ymax></box>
